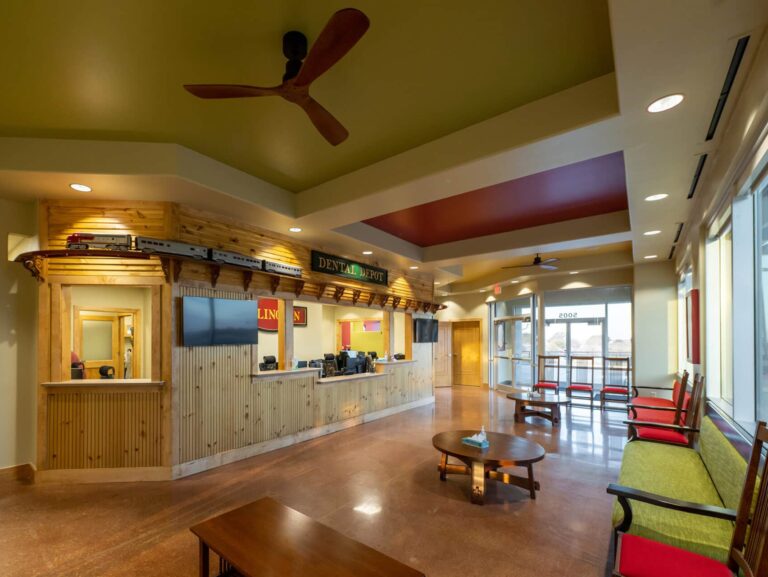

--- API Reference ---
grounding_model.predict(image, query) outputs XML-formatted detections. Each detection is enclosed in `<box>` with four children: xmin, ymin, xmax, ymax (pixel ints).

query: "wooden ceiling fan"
<box><xmin>502</xmin><ymin>254</ymin><xmax>559</xmax><ymax>271</ymax></box>
<box><xmin>183</xmin><ymin>8</ymin><xmax>369</xmax><ymax>145</ymax></box>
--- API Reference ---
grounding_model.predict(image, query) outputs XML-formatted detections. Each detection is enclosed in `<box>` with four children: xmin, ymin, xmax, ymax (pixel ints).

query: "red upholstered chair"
<box><xmin>628</xmin><ymin>371</ymin><xmax>689</xmax><ymax>410</ymax></box>
<box><xmin>600</xmin><ymin>357</ymin><xmax>631</xmax><ymax>410</ymax></box>
<box><xmin>566</xmin><ymin>356</ymin><xmax>595</xmax><ymax>408</ymax></box>
<box><xmin>624</xmin><ymin>376</ymin><xmax>704</xmax><ymax>448</ymax></box>
<box><xmin>533</xmin><ymin>355</ymin><xmax>560</xmax><ymax>394</ymax></box>
<box><xmin>608</xmin><ymin>421</ymin><xmax>768</xmax><ymax>577</ymax></box>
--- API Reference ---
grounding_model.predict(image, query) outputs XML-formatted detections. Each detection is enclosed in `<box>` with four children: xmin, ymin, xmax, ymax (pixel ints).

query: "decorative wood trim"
<box><xmin>270</xmin><ymin>276</ymin><xmax>281</xmax><ymax>295</ymax></box>
<box><xmin>316</xmin><ymin>283</ymin><xmax>327</xmax><ymax>301</ymax></box>
<box><xmin>294</xmin><ymin>280</ymin><xmax>305</xmax><ymax>298</ymax></box>
<box><xmin>392</xmin><ymin>296</ymin><xmax>401</xmax><ymax>309</ymax></box>
<box><xmin>243</xmin><ymin>270</ymin><xmax>253</xmax><ymax>292</ymax></box>
<box><xmin>173</xmin><ymin>260</ymin><xmax>183</xmax><ymax>282</ymax></box>
<box><xmin>35</xmin><ymin>466</ymin><xmax>171</xmax><ymax>484</ymax></box>
<box><xmin>367</xmin><ymin>293</ymin><xmax>376</xmax><ymax>307</ymax></box>
<box><xmin>351</xmin><ymin>290</ymin><xmax>361</xmax><ymax>306</ymax></box>
<box><xmin>0</xmin><ymin>463</ymin><xmax>35</xmax><ymax>484</ymax></box>
<box><xmin>380</xmin><ymin>294</ymin><xmax>390</xmax><ymax>308</ymax></box>
<box><xmin>210</xmin><ymin>264</ymin><xmax>221</xmax><ymax>288</ymax></box>
<box><xmin>333</xmin><ymin>286</ymin><xmax>345</xmax><ymax>302</ymax></box>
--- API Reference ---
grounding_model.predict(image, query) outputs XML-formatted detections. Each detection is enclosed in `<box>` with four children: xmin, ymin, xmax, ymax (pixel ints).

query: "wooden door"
<box><xmin>452</xmin><ymin>321</ymin><xmax>482</xmax><ymax>386</ymax></box>
<box><xmin>433</xmin><ymin>322</ymin><xmax>452</xmax><ymax>387</ymax></box>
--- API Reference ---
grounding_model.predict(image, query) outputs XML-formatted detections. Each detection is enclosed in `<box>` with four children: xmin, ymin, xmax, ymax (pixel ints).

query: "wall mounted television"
<box><xmin>182</xmin><ymin>296</ymin><xmax>259</xmax><ymax>346</ymax></box>
<box><xmin>413</xmin><ymin>318</ymin><xmax>439</xmax><ymax>343</ymax></box>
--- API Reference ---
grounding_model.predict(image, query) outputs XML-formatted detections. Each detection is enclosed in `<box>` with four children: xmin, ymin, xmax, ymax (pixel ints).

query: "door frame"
<box><xmin>433</xmin><ymin>321</ymin><xmax>453</xmax><ymax>387</ymax></box>
<box><xmin>450</xmin><ymin>319</ymin><xmax>483</xmax><ymax>387</ymax></box>
<box><xmin>74</xmin><ymin>306</ymin><xmax>141</xmax><ymax>379</ymax></box>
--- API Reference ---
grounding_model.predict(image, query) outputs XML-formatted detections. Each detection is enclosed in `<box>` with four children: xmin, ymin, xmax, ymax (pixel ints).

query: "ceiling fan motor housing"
<box><xmin>282</xmin><ymin>30</ymin><xmax>307</xmax><ymax>80</ymax></box>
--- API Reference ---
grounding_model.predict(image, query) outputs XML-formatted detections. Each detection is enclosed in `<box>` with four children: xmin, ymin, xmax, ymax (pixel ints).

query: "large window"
<box><xmin>756</xmin><ymin>177</ymin><xmax>768</xmax><ymax>422</ymax></box>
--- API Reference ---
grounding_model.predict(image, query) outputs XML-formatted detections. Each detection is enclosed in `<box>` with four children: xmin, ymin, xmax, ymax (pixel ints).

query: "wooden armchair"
<box><xmin>533</xmin><ymin>355</ymin><xmax>560</xmax><ymax>394</ymax></box>
<box><xmin>599</xmin><ymin>357</ymin><xmax>631</xmax><ymax>410</ymax></box>
<box><xmin>566</xmin><ymin>356</ymin><xmax>595</xmax><ymax>408</ymax></box>
<box><xmin>607</xmin><ymin>420</ymin><xmax>768</xmax><ymax>577</ymax></box>
<box><xmin>624</xmin><ymin>376</ymin><xmax>704</xmax><ymax>447</ymax></box>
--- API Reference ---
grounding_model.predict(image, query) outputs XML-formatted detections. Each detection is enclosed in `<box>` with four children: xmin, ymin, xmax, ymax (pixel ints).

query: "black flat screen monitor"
<box><xmin>413</xmin><ymin>318</ymin><xmax>439</xmax><ymax>343</ymax></box>
<box><xmin>182</xmin><ymin>296</ymin><xmax>259</xmax><ymax>346</ymax></box>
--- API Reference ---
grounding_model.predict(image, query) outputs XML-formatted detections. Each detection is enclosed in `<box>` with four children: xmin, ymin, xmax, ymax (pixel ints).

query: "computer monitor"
<box><xmin>296</xmin><ymin>360</ymin><xmax>308</xmax><ymax>369</ymax></box>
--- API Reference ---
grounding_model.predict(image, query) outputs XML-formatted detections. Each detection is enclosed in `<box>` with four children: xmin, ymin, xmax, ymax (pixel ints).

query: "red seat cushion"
<box><xmin>618</xmin><ymin>534</ymin><xmax>731</xmax><ymax>577</ymax></box>
<box><xmin>635</xmin><ymin>426</ymin><xmax>688</xmax><ymax>445</ymax></box>
<box><xmin>535</xmin><ymin>382</ymin><xmax>558</xmax><ymax>390</ymax></box>
<box><xmin>633</xmin><ymin>407</ymin><xmax>677</xmax><ymax>424</ymax></box>
<box><xmin>568</xmin><ymin>384</ymin><xmax>593</xmax><ymax>392</ymax></box>
<box><xmin>603</xmin><ymin>386</ymin><xmax>629</xmax><ymax>394</ymax></box>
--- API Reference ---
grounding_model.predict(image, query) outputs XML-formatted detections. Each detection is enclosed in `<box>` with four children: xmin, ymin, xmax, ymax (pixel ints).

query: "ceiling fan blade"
<box><xmin>501</xmin><ymin>264</ymin><xmax>535</xmax><ymax>270</ymax></box>
<box><xmin>294</xmin><ymin>8</ymin><xmax>370</xmax><ymax>87</ymax></box>
<box><xmin>184</xmin><ymin>84</ymin><xmax>280</xmax><ymax>99</ymax></box>
<box><xmin>540</xmin><ymin>264</ymin><xmax>559</xmax><ymax>271</ymax></box>
<box><xmin>540</xmin><ymin>258</ymin><xmax>559</xmax><ymax>264</ymax></box>
<box><xmin>296</xmin><ymin>96</ymin><xmax>349</xmax><ymax>145</ymax></box>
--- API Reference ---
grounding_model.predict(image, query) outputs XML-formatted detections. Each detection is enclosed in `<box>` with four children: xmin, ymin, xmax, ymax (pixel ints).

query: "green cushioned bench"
<box><xmin>611</xmin><ymin>416</ymin><xmax>749</xmax><ymax>563</ymax></box>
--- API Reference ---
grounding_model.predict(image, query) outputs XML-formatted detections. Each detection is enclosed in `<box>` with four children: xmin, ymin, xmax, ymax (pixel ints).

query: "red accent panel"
<box><xmin>363</xmin><ymin>152</ymin><xmax>628</xmax><ymax>247</ymax></box>
<box><xmin>687</xmin><ymin>290</ymin><xmax>700</xmax><ymax>364</ymax></box>
<box><xmin>618</xmin><ymin>534</ymin><xmax>731</xmax><ymax>577</ymax></box>
<box><xmin>341</xmin><ymin>321</ymin><xmax>351</xmax><ymax>349</ymax></box>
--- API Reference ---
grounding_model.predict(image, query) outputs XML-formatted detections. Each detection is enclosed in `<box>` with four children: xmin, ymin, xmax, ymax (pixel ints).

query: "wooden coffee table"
<box><xmin>507</xmin><ymin>391</ymin><xmax>570</xmax><ymax>426</ymax></box>
<box><xmin>190</xmin><ymin>498</ymin><xmax>425</xmax><ymax>577</ymax></box>
<box><xmin>432</xmin><ymin>430</ymin><xmax>546</xmax><ymax>504</ymax></box>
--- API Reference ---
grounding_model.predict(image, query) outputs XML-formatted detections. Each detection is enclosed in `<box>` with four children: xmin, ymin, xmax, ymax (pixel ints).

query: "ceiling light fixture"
<box><xmin>434</xmin><ymin>281</ymin><xmax>440</xmax><ymax>285</ymax></box>
<box><xmin>288</xmin><ymin>227</ymin><xmax>302</xmax><ymax>233</ymax></box>
<box><xmin>69</xmin><ymin>183</ymin><xmax>92</xmax><ymax>192</ymax></box>
<box><xmin>645</xmin><ymin>194</ymin><xmax>669</xmax><ymax>202</ymax></box>
<box><xmin>644</xmin><ymin>230</ymin><xmax>661</xmax><ymax>236</ymax></box>
<box><xmin>644</xmin><ymin>255</ymin><xmax>658</xmax><ymax>260</ymax></box>
<box><xmin>569</xmin><ymin>271</ymin><xmax>579</xmax><ymax>275</ymax></box>
<box><xmin>510</xmin><ymin>280</ymin><xmax>519</xmax><ymax>284</ymax></box>
<box><xmin>409</xmin><ymin>266</ymin><xmax>418</xmax><ymax>270</ymax></box>
<box><xmin>362</xmin><ymin>250</ymin><xmax>373</xmax><ymax>255</ymax></box>
<box><xmin>647</xmin><ymin>94</ymin><xmax>684</xmax><ymax>113</ymax></box>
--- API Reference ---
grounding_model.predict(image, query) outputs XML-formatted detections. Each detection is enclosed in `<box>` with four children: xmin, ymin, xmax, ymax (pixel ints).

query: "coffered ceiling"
<box><xmin>0</xmin><ymin>0</ymin><xmax>766</xmax><ymax>291</ymax></box>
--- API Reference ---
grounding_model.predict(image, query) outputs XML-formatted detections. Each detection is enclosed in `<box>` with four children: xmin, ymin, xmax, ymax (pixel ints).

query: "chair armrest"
<box><xmin>623</xmin><ymin>420</ymin><xmax>699</xmax><ymax>432</ymax></box>
<box><xmin>627</xmin><ymin>404</ymin><xmax>686</xmax><ymax>413</ymax></box>
<box><xmin>606</xmin><ymin>483</ymin><xmax>737</xmax><ymax>533</ymax></box>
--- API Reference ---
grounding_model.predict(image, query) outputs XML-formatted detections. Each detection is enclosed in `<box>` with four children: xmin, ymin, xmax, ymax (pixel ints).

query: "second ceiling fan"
<box><xmin>502</xmin><ymin>254</ymin><xmax>560</xmax><ymax>271</ymax></box>
<box><xmin>183</xmin><ymin>8</ymin><xmax>370</xmax><ymax>145</ymax></box>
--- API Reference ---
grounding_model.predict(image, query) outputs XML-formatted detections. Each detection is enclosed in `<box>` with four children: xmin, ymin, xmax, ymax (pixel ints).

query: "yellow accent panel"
<box><xmin>0</xmin><ymin>1</ymin><xmax>614</xmax><ymax>190</ymax></box>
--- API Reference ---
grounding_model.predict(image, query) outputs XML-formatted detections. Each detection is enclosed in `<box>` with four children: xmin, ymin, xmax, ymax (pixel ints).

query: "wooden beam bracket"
<box><xmin>294</xmin><ymin>280</ymin><xmax>305</xmax><ymax>298</ymax></box>
<box><xmin>366</xmin><ymin>293</ymin><xmax>376</xmax><ymax>307</ymax></box>
<box><xmin>173</xmin><ymin>259</ymin><xmax>183</xmax><ymax>282</ymax></box>
<box><xmin>270</xmin><ymin>276</ymin><xmax>281</xmax><ymax>295</ymax></box>
<box><xmin>392</xmin><ymin>296</ymin><xmax>401</xmax><ymax>310</ymax></box>
<box><xmin>210</xmin><ymin>264</ymin><xmax>221</xmax><ymax>288</ymax></box>
<box><xmin>333</xmin><ymin>286</ymin><xmax>345</xmax><ymax>302</ymax></box>
<box><xmin>422</xmin><ymin>302</ymin><xmax>431</xmax><ymax>313</ymax></box>
<box><xmin>316</xmin><ymin>283</ymin><xmax>327</xmax><ymax>301</ymax></box>
<box><xmin>351</xmin><ymin>289</ymin><xmax>362</xmax><ymax>306</ymax></box>
<box><xmin>243</xmin><ymin>270</ymin><xmax>253</xmax><ymax>292</ymax></box>
<box><xmin>21</xmin><ymin>255</ymin><xmax>45</xmax><ymax>283</ymax></box>
<box><xmin>380</xmin><ymin>294</ymin><xmax>390</xmax><ymax>308</ymax></box>
<box><xmin>430</xmin><ymin>303</ymin><xmax>440</xmax><ymax>314</ymax></box>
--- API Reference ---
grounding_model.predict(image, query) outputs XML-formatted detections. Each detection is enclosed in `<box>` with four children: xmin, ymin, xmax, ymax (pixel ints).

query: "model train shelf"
<box><xmin>136</xmin><ymin>237</ymin><xmax>208</xmax><ymax>259</ymax></box>
<box><xmin>263</xmin><ymin>260</ymin><xmax>303</xmax><ymax>278</ymax></box>
<box><xmin>66</xmin><ymin>233</ymin><xmax>132</xmax><ymax>250</ymax></box>
<box><xmin>209</xmin><ymin>249</ymin><xmax>263</xmax><ymax>271</ymax></box>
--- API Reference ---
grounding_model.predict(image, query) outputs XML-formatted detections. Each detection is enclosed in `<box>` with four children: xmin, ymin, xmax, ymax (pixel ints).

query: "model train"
<box><xmin>65</xmin><ymin>233</ymin><xmax>302</xmax><ymax>277</ymax></box>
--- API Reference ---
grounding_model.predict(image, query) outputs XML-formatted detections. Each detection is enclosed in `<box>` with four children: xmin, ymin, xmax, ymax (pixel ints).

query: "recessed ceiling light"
<box><xmin>409</xmin><ymin>266</ymin><xmax>418</xmax><ymax>270</ymax></box>
<box><xmin>288</xmin><ymin>227</ymin><xmax>302</xmax><ymax>233</ymax></box>
<box><xmin>479</xmin><ymin>289</ymin><xmax>486</xmax><ymax>293</ymax></box>
<box><xmin>644</xmin><ymin>194</ymin><xmax>669</xmax><ymax>202</ymax></box>
<box><xmin>569</xmin><ymin>271</ymin><xmax>579</xmax><ymax>275</ymax></box>
<box><xmin>362</xmin><ymin>250</ymin><xmax>373</xmax><ymax>255</ymax></box>
<box><xmin>69</xmin><ymin>183</ymin><xmax>92</xmax><ymax>192</ymax></box>
<box><xmin>644</xmin><ymin>255</ymin><xmax>658</xmax><ymax>260</ymax></box>
<box><xmin>644</xmin><ymin>230</ymin><xmax>661</xmax><ymax>236</ymax></box>
<box><xmin>510</xmin><ymin>280</ymin><xmax>519</xmax><ymax>284</ymax></box>
<box><xmin>434</xmin><ymin>281</ymin><xmax>440</xmax><ymax>285</ymax></box>
<box><xmin>647</xmin><ymin>94</ymin><xmax>684</xmax><ymax>113</ymax></box>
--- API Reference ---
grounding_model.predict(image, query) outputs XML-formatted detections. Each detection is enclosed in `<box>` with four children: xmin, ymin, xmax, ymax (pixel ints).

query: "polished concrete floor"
<box><xmin>0</xmin><ymin>386</ymin><xmax>627</xmax><ymax>577</ymax></box>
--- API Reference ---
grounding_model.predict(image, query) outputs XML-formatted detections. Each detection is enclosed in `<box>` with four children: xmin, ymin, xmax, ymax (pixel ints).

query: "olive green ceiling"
<box><xmin>0</xmin><ymin>0</ymin><xmax>614</xmax><ymax>191</ymax></box>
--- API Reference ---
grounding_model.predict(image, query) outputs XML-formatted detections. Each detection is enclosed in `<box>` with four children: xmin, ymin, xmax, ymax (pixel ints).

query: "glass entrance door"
<box><xmin>493</xmin><ymin>315</ymin><xmax>533</xmax><ymax>390</ymax></box>
<box><xmin>545</xmin><ymin>318</ymin><xmax>605</xmax><ymax>386</ymax></box>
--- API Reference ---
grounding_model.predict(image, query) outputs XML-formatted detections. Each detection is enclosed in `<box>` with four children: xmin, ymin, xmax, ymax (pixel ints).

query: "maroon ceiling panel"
<box><xmin>363</xmin><ymin>151</ymin><xmax>628</xmax><ymax>247</ymax></box>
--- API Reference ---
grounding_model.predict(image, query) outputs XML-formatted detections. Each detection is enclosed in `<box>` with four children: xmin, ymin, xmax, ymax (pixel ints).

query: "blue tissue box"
<box><xmin>461</xmin><ymin>436</ymin><xmax>489</xmax><ymax>449</ymax></box>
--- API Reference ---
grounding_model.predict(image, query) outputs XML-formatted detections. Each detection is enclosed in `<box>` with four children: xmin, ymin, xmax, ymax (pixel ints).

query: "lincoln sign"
<box><xmin>311</xmin><ymin>250</ymin><xmax>388</xmax><ymax>287</ymax></box>
<box><xmin>258</xmin><ymin>298</ymin><xmax>307</xmax><ymax>332</ymax></box>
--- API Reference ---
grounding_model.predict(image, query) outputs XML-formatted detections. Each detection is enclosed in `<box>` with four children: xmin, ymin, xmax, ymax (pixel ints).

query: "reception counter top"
<box><xmin>317</xmin><ymin>372</ymin><xmax>386</xmax><ymax>385</ymax></box>
<box><xmin>250</xmin><ymin>368</ymin><xmax>321</xmax><ymax>378</ymax></box>
<box><xmin>375</xmin><ymin>359</ymin><xmax>418</xmax><ymax>365</ymax></box>
<box><xmin>43</xmin><ymin>379</ymin><xmax>165</xmax><ymax>387</ymax></box>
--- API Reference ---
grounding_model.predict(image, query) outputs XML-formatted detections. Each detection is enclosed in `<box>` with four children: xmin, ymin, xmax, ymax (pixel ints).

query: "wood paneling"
<box><xmin>47</xmin><ymin>388</ymin><xmax>163</xmax><ymax>469</ymax></box>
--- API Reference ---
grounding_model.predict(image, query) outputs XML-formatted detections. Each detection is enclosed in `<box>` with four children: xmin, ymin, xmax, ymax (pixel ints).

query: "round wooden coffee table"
<box><xmin>432</xmin><ymin>430</ymin><xmax>546</xmax><ymax>504</ymax></box>
<box><xmin>506</xmin><ymin>392</ymin><xmax>570</xmax><ymax>426</ymax></box>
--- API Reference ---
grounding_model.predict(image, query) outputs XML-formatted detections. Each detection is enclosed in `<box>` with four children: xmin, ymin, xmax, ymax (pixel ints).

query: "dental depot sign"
<box><xmin>258</xmin><ymin>298</ymin><xmax>308</xmax><ymax>332</ymax></box>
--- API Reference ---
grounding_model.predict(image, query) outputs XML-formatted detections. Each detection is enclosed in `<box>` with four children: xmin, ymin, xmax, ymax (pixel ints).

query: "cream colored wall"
<box><xmin>437</xmin><ymin>268</ymin><xmax>635</xmax><ymax>385</ymax></box>
<box><xmin>394</xmin><ymin>312</ymin><xmax>405</xmax><ymax>356</ymax></box>
<box><xmin>70</xmin><ymin>285</ymin><xmax>152</xmax><ymax>378</ymax></box>
<box><xmin>633</xmin><ymin>262</ymin><xmax>677</xmax><ymax>390</ymax></box>
<box><xmin>292</xmin><ymin>301</ymin><xmax>325</xmax><ymax>361</ymax></box>
<box><xmin>0</xmin><ymin>198</ymin><xmax>37</xmax><ymax>469</ymax></box>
